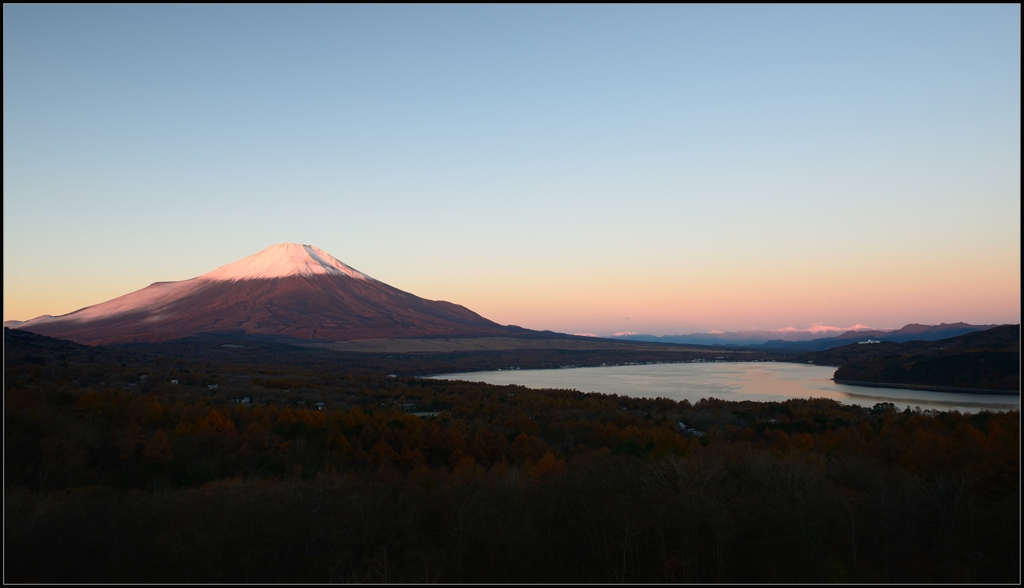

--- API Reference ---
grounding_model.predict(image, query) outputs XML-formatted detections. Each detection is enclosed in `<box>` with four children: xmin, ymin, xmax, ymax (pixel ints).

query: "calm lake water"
<box><xmin>430</xmin><ymin>362</ymin><xmax>1020</xmax><ymax>414</ymax></box>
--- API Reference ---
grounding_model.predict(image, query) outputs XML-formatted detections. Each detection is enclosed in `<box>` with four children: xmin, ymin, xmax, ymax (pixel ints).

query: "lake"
<box><xmin>430</xmin><ymin>361</ymin><xmax>1020</xmax><ymax>413</ymax></box>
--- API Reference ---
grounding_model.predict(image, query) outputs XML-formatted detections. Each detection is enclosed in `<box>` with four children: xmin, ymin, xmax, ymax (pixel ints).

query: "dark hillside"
<box><xmin>797</xmin><ymin>325</ymin><xmax>1020</xmax><ymax>367</ymax></box>
<box><xmin>764</xmin><ymin>322</ymin><xmax>1000</xmax><ymax>351</ymax></box>
<box><xmin>830</xmin><ymin>325</ymin><xmax>1020</xmax><ymax>391</ymax></box>
<box><xmin>4</xmin><ymin>328</ymin><xmax>1018</xmax><ymax>583</ymax></box>
<box><xmin>105</xmin><ymin>331</ymin><xmax>793</xmax><ymax>377</ymax></box>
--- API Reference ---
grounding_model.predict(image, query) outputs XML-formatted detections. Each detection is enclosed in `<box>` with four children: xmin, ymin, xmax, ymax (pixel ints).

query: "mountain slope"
<box><xmin>10</xmin><ymin>243</ymin><xmax>512</xmax><ymax>345</ymax></box>
<box><xmin>760</xmin><ymin>322</ymin><xmax>999</xmax><ymax>351</ymax></box>
<box><xmin>615</xmin><ymin>324</ymin><xmax>880</xmax><ymax>346</ymax></box>
<box><xmin>830</xmin><ymin>325</ymin><xmax>1020</xmax><ymax>392</ymax></box>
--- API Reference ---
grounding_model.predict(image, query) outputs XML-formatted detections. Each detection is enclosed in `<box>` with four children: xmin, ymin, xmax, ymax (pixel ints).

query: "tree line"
<box><xmin>4</xmin><ymin>328</ymin><xmax>1019</xmax><ymax>582</ymax></box>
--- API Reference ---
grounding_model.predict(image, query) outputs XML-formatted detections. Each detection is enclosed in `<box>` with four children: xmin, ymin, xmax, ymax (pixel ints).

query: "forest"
<box><xmin>4</xmin><ymin>328</ymin><xmax>1020</xmax><ymax>583</ymax></box>
<box><xmin>831</xmin><ymin>325</ymin><xmax>1019</xmax><ymax>391</ymax></box>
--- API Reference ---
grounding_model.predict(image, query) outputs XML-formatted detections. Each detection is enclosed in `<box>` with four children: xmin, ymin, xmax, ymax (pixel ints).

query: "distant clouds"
<box><xmin>613</xmin><ymin>324</ymin><xmax>886</xmax><ymax>339</ymax></box>
<box><xmin>772</xmin><ymin>324</ymin><xmax>882</xmax><ymax>335</ymax></box>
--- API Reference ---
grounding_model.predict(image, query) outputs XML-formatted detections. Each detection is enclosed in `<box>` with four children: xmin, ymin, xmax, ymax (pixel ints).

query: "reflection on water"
<box><xmin>430</xmin><ymin>362</ymin><xmax>1020</xmax><ymax>413</ymax></box>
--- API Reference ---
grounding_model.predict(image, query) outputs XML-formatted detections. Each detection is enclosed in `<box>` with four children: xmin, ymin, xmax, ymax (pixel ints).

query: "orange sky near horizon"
<box><xmin>438</xmin><ymin>244</ymin><xmax>1022</xmax><ymax>335</ymax></box>
<box><xmin>6</xmin><ymin>237</ymin><xmax>1018</xmax><ymax>336</ymax></box>
<box><xmin>3</xmin><ymin>6</ymin><xmax>1020</xmax><ymax>336</ymax></box>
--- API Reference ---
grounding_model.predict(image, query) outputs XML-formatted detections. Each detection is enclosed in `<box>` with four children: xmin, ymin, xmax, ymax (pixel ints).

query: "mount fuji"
<box><xmin>7</xmin><ymin>243</ymin><xmax>514</xmax><ymax>345</ymax></box>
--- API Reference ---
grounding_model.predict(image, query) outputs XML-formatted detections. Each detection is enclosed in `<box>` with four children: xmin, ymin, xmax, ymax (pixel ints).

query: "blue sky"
<box><xmin>4</xmin><ymin>5</ymin><xmax>1020</xmax><ymax>334</ymax></box>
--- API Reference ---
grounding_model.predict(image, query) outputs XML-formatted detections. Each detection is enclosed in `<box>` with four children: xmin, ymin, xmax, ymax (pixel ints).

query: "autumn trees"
<box><xmin>4</xmin><ymin>328</ymin><xmax>1019</xmax><ymax>583</ymax></box>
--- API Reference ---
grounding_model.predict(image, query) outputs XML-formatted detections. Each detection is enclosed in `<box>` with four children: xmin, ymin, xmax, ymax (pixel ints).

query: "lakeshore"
<box><xmin>431</xmin><ymin>361</ymin><xmax>1021</xmax><ymax>413</ymax></box>
<box><xmin>833</xmin><ymin>378</ymin><xmax>1019</xmax><ymax>396</ymax></box>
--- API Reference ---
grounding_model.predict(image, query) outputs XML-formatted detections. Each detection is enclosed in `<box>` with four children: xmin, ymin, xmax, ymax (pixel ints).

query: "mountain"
<box><xmin>796</xmin><ymin>324</ymin><xmax>1020</xmax><ymax>368</ymax></box>
<box><xmin>875</xmin><ymin>322</ymin><xmax>999</xmax><ymax>342</ymax></box>
<box><xmin>760</xmin><ymin>322</ymin><xmax>1000</xmax><ymax>351</ymax></box>
<box><xmin>7</xmin><ymin>243</ymin><xmax>514</xmax><ymax>345</ymax></box>
<box><xmin>615</xmin><ymin>324</ymin><xmax>881</xmax><ymax>346</ymax></box>
<box><xmin>612</xmin><ymin>322</ymin><xmax>1002</xmax><ymax>350</ymax></box>
<box><xmin>829</xmin><ymin>325</ymin><xmax>1020</xmax><ymax>392</ymax></box>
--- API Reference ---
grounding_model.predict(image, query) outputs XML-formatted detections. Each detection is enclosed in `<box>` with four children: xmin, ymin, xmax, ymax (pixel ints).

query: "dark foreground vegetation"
<box><xmin>4</xmin><ymin>328</ymin><xmax>1020</xmax><ymax>583</ymax></box>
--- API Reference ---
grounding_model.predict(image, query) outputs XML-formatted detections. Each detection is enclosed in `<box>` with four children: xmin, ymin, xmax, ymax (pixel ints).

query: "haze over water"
<box><xmin>432</xmin><ymin>362</ymin><xmax>1020</xmax><ymax>414</ymax></box>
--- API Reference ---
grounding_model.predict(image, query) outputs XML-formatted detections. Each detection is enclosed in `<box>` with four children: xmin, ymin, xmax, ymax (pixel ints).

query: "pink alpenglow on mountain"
<box><xmin>10</xmin><ymin>243</ymin><xmax>510</xmax><ymax>345</ymax></box>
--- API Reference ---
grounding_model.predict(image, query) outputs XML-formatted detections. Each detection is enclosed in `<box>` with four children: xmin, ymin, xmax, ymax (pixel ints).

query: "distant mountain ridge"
<box><xmin>7</xmin><ymin>243</ymin><xmax>517</xmax><ymax>345</ymax></box>
<box><xmin>829</xmin><ymin>325</ymin><xmax>1020</xmax><ymax>392</ymax></box>
<box><xmin>615</xmin><ymin>322</ymin><xmax>1000</xmax><ymax>349</ymax></box>
<box><xmin>759</xmin><ymin>322</ymin><xmax>1000</xmax><ymax>351</ymax></box>
<box><xmin>614</xmin><ymin>325</ymin><xmax>879</xmax><ymax>346</ymax></box>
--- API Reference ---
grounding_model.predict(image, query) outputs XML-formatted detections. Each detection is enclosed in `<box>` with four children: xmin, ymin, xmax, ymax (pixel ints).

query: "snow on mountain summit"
<box><xmin>7</xmin><ymin>245</ymin><xmax>373</xmax><ymax>327</ymax></box>
<box><xmin>200</xmin><ymin>243</ymin><xmax>373</xmax><ymax>282</ymax></box>
<box><xmin>10</xmin><ymin>242</ymin><xmax>505</xmax><ymax>344</ymax></box>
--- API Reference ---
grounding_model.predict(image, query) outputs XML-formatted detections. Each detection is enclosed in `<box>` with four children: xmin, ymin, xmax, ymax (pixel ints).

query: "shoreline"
<box><xmin>833</xmin><ymin>378</ymin><xmax>1019</xmax><ymax>396</ymax></box>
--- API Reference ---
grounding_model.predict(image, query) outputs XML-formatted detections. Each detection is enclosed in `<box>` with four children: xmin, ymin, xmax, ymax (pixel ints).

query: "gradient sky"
<box><xmin>4</xmin><ymin>5</ymin><xmax>1020</xmax><ymax>335</ymax></box>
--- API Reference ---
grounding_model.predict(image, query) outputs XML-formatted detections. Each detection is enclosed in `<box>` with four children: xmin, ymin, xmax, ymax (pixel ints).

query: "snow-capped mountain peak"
<box><xmin>8</xmin><ymin>242</ymin><xmax>504</xmax><ymax>344</ymax></box>
<box><xmin>200</xmin><ymin>243</ymin><xmax>372</xmax><ymax>282</ymax></box>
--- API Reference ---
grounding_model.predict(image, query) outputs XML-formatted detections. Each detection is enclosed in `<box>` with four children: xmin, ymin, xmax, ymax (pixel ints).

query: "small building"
<box><xmin>170</xmin><ymin>379</ymin><xmax>179</xmax><ymax>385</ymax></box>
<box><xmin>857</xmin><ymin>339</ymin><xmax>881</xmax><ymax>345</ymax></box>
<box><xmin>208</xmin><ymin>384</ymin><xmax>219</xmax><ymax>390</ymax></box>
<box><xmin>315</xmin><ymin>402</ymin><xmax>325</xmax><ymax>410</ymax></box>
<box><xmin>677</xmin><ymin>422</ymin><xmax>704</xmax><ymax>436</ymax></box>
